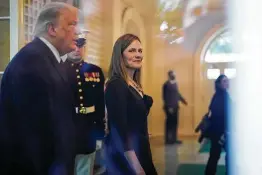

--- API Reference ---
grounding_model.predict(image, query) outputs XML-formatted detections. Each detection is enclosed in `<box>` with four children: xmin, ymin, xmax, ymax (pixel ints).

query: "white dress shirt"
<box><xmin>39</xmin><ymin>37</ymin><xmax>66</xmax><ymax>63</ymax></box>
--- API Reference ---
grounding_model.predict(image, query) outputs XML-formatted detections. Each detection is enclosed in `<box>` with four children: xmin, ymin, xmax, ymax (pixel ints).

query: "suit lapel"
<box><xmin>64</xmin><ymin>60</ymin><xmax>77</xmax><ymax>92</ymax></box>
<box><xmin>50</xmin><ymin>58</ymin><xmax>69</xmax><ymax>83</ymax></box>
<box><xmin>32</xmin><ymin>38</ymin><xmax>69</xmax><ymax>83</ymax></box>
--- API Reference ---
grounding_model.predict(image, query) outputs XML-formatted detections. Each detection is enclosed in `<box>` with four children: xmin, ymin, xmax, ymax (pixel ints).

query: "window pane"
<box><xmin>24</xmin><ymin>0</ymin><xmax>46</xmax><ymax>43</ymax></box>
<box><xmin>224</xmin><ymin>68</ymin><xmax>237</xmax><ymax>79</ymax></box>
<box><xmin>205</xmin><ymin>52</ymin><xmax>238</xmax><ymax>63</ymax></box>
<box><xmin>207</xmin><ymin>69</ymin><xmax>220</xmax><ymax>79</ymax></box>
<box><xmin>0</xmin><ymin>20</ymin><xmax>10</xmax><ymax>72</ymax></box>
<box><xmin>73</xmin><ymin>0</ymin><xmax>80</xmax><ymax>7</ymax></box>
<box><xmin>204</xmin><ymin>31</ymin><xmax>234</xmax><ymax>63</ymax></box>
<box><xmin>0</xmin><ymin>1</ymin><xmax>10</xmax><ymax>16</ymax></box>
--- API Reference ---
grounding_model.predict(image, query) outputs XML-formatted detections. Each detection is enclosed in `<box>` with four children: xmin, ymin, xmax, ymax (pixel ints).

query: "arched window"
<box><xmin>204</xmin><ymin>30</ymin><xmax>236</xmax><ymax>79</ymax></box>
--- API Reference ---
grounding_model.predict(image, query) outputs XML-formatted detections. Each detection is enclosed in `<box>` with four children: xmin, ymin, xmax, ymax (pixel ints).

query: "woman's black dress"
<box><xmin>205</xmin><ymin>88</ymin><xmax>231</xmax><ymax>175</ymax></box>
<box><xmin>104</xmin><ymin>76</ymin><xmax>157</xmax><ymax>175</ymax></box>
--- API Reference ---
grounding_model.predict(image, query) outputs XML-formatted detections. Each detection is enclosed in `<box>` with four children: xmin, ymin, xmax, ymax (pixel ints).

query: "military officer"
<box><xmin>65</xmin><ymin>36</ymin><xmax>105</xmax><ymax>175</ymax></box>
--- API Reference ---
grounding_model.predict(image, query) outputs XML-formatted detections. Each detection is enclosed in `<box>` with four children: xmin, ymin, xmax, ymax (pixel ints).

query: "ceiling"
<box><xmin>121</xmin><ymin>0</ymin><xmax>225</xmax><ymax>26</ymax></box>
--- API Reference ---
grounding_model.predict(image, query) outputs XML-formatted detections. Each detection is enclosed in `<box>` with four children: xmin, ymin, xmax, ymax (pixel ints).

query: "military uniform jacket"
<box><xmin>65</xmin><ymin>59</ymin><xmax>105</xmax><ymax>154</ymax></box>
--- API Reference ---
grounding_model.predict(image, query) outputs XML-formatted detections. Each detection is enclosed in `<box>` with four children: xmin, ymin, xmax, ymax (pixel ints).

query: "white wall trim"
<box><xmin>0</xmin><ymin>17</ymin><xmax>10</xmax><ymax>20</ymax></box>
<box><xmin>10</xmin><ymin>0</ymin><xmax>19</xmax><ymax>59</ymax></box>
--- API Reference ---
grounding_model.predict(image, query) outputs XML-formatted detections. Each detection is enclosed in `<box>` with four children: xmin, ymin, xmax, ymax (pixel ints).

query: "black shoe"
<box><xmin>165</xmin><ymin>140</ymin><xmax>175</xmax><ymax>145</ymax></box>
<box><xmin>165</xmin><ymin>142</ymin><xmax>174</xmax><ymax>145</ymax></box>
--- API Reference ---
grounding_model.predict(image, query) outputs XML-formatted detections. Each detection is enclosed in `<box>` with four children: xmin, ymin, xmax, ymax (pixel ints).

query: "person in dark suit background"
<box><xmin>65</xmin><ymin>36</ymin><xmax>106</xmax><ymax>175</ymax></box>
<box><xmin>162</xmin><ymin>70</ymin><xmax>187</xmax><ymax>145</ymax></box>
<box><xmin>0</xmin><ymin>2</ymin><xmax>79</xmax><ymax>175</ymax></box>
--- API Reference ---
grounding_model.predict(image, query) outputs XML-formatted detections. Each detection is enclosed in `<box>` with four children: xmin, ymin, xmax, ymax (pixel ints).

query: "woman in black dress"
<box><xmin>205</xmin><ymin>74</ymin><xmax>231</xmax><ymax>175</ymax></box>
<box><xmin>104</xmin><ymin>34</ymin><xmax>157</xmax><ymax>175</ymax></box>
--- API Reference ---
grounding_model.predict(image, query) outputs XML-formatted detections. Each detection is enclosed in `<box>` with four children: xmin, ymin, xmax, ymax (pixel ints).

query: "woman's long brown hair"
<box><xmin>108</xmin><ymin>33</ymin><xmax>142</xmax><ymax>87</ymax></box>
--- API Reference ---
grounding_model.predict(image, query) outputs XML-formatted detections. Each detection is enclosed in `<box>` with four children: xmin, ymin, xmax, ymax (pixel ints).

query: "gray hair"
<box><xmin>33</xmin><ymin>2</ymin><xmax>73</xmax><ymax>37</ymax></box>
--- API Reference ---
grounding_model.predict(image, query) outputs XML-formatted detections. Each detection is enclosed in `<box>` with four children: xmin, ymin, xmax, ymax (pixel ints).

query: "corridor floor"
<box><xmin>150</xmin><ymin>137</ymin><xmax>226</xmax><ymax>175</ymax></box>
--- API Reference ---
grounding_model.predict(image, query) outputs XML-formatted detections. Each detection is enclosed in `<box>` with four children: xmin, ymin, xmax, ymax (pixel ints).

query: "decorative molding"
<box><xmin>200</xmin><ymin>26</ymin><xmax>229</xmax><ymax>63</ymax></box>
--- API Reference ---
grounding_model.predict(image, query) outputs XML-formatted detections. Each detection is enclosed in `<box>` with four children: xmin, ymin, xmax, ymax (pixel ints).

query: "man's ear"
<box><xmin>47</xmin><ymin>23</ymin><xmax>56</xmax><ymax>37</ymax></box>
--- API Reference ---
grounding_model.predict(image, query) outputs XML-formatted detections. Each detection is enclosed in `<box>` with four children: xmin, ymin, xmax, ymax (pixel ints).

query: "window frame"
<box><xmin>201</xmin><ymin>28</ymin><xmax>236</xmax><ymax>80</ymax></box>
<box><xmin>0</xmin><ymin>1</ymin><xmax>10</xmax><ymax>76</ymax></box>
<box><xmin>0</xmin><ymin>17</ymin><xmax>10</xmax><ymax>74</ymax></box>
<box><xmin>0</xmin><ymin>0</ymin><xmax>21</xmax><ymax>82</ymax></box>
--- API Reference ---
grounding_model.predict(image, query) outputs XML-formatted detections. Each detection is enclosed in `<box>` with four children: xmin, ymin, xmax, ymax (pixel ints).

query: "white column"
<box><xmin>9</xmin><ymin>0</ymin><xmax>20</xmax><ymax>59</ymax></box>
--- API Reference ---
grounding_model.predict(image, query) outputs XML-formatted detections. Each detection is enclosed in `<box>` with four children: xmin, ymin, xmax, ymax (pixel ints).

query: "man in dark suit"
<box><xmin>0</xmin><ymin>2</ymin><xmax>79</xmax><ymax>175</ymax></box>
<box><xmin>162</xmin><ymin>70</ymin><xmax>187</xmax><ymax>145</ymax></box>
<box><xmin>65</xmin><ymin>36</ymin><xmax>105</xmax><ymax>175</ymax></box>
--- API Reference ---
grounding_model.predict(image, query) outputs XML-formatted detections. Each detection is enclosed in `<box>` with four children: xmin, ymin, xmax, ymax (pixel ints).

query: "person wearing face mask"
<box><xmin>104</xmin><ymin>34</ymin><xmax>157</xmax><ymax>175</ymax></box>
<box><xmin>162</xmin><ymin>70</ymin><xmax>188</xmax><ymax>145</ymax></box>
<box><xmin>205</xmin><ymin>74</ymin><xmax>231</xmax><ymax>175</ymax></box>
<box><xmin>65</xmin><ymin>35</ymin><xmax>106</xmax><ymax>175</ymax></box>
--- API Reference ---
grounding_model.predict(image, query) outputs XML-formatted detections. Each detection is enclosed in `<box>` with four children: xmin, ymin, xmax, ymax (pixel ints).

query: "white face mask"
<box><xmin>169</xmin><ymin>80</ymin><xmax>176</xmax><ymax>84</ymax></box>
<box><xmin>68</xmin><ymin>51</ymin><xmax>82</xmax><ymax>60</ymax></box>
